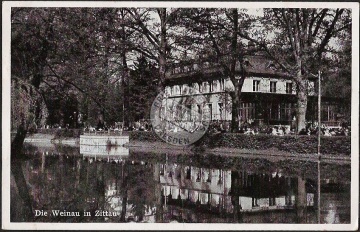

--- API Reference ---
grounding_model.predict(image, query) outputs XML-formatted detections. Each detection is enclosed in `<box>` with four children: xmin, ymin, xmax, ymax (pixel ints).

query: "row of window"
<box><xmin>168</xmin><ymin>79</ymin><xmax>227</xmax><ymax>96</ymax></box>
<box><xmin>253</xmin><ymin>80</ymin><xmax>293</xmax><ymax>94</ymax></box>
<box><xmin>171</xmin><ymin>62</ymin><xmax>212</xmax><ymax>74</ymax></box>
<box><xmin>167</xmin><ymin>79</ymin><xmax>294</xmax><ymax>96</ymax></box>
<box><xmin>166</xmin><ymin>102</ymin><xmax>295</xmax><ymax>122</ymax></box>
<box><xmin>167</xmin><ymin>102</ymin><xmax>338</xmax><ymax>123</ymax></box>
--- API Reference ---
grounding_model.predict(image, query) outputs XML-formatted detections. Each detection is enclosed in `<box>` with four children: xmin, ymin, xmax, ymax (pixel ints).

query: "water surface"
<box><xmin>11</xmin><ymin>143</ymin><xmax>350</xmax><ymax>223</ymax></box>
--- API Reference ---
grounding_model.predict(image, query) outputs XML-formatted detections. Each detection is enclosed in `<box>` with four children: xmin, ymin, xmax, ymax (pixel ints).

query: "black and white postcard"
<box><xmin>2</xmin><ymin>1</ymin><xmax>359</xmax><ymax>230</ymax></box>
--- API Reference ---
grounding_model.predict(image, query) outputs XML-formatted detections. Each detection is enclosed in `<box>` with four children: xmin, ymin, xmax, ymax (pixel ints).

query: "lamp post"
<box><xmin>309</xmin><ymin>70</ymin><xmax>322</xmax><ymax>223</ymax></box>
<box><xmin>317</xmin><ymin>70</ymin><xmax>321</xmax><ymax>224</ymax></box>
<box><xmin>317</xmin><ymin>70</ymin><xmax>322</xmax><ymax>157</ymax></box>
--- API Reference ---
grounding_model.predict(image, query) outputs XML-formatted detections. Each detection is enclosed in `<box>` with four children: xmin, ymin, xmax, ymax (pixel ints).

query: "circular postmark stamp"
<box><xmin>150</xmin><ymin>86</ymin><xmax>211</xmax><ymax>146</ymax></box>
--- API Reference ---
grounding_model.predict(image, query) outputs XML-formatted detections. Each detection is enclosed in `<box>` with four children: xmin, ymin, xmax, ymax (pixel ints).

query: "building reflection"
<box><xmin>154</xmin><ymin>161</ymin><xmax>316</xmax><ymax>223</ymax></box>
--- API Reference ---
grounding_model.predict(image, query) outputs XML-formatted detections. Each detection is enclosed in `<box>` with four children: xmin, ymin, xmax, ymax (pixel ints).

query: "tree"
<box><xmin>322</xmin><ymin>25</ymin><xmax>351</xmax><ymax>123</ymax></box>
<box><xmin>237</xmin><ymin>8</ymin><xmax>351</xmax><ymax>131</ymax></box>
<box><xmin>128</xmin><ymin>57</ymin><xmax>158</xmax><ymax>122</ymax></box>
<box><xmin>175</xmin><ymin>8</ymin><xmax>253</xmax><ymax>131</ymax></box>
<box><xmin>11</xmin><ymin>8</ymin><xmax>55</xmax><ymax>156</ymax></box>
<box><xmin>126</xmin><ymin>8</ymin><xmax>181</xmax><ymax>93</ymax></box>
<box><xmin>11</xmin><ymin>8</ymin><xmax>135</xmax><ymax>133</ymax></box>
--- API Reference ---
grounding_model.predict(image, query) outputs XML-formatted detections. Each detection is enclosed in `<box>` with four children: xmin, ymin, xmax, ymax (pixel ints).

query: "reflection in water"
<box><xmin>11</xmin><ymin>160</ymin><xmax>33</xmax><ymax>221</ymax></box>
<box><xmin>10</xmin><ymin>144</ymin><xmax>350</xmax><ymax>223</ymax></box>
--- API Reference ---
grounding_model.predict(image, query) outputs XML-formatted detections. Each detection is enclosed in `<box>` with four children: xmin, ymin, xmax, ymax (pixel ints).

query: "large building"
<box><xmin>164</xmin><ymin>52</ymin><xmax>342</xmax><ymax>128</ymax></box>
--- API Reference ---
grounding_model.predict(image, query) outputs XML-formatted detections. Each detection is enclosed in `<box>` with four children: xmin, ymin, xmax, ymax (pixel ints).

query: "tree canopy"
<box><xmin>10</xmin><ymin>7</ymin><xmax>352</xmax><ymax>138</ymax></box>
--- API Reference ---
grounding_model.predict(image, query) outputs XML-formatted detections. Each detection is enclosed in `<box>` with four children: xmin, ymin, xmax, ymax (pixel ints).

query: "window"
<box><xmin>269</xmin><ymin>103</ymin><xmax>280</xmax><ymax>120</ymax></box>
<box><xmin>196</xmin><ymin>104</ymin><xmax>201</xmax><ymax>120</ymax></box>
<box><xmin>253</xmin><ymin>80</ymin><xmax>260</xmax><ymax>92</ymax></box>
<box><xmin>219</xmin><ymin>79</ymin><xmax>225</xmax><ymax>91</ymax></box>
<box><xmin>183</xmin><ymin>84</ymin><xmax>188</xmax><ymax>95</ymax></box>
<box><xmin>186</xmin><ymin>105</ymin><xmax>191</xmax><ymax>121</ymax></box>
<box><xmin>208</xmin><ymin>81</ymin><xmax>213</xmax><ymax>92</ymax></box>
<box><xmin>179</xmin><ymin>85</ymin><xmax>183</xmax><ymax>95</ymax></box>
<box><xmin>207</xmin><ymin>104</ymin><xmax>212</xmax><ymax>120</ymax></box>
<box><xmin>286</xmin><ymin>82</ymin><xmax>293</xmax><ymax>94</ymax></box>
<box><xmin>270</xmin><ymin>81</ymin><xmax>277</xmax><ymax>93</ymax></box>
<box><xmin>280</xmin><ymin>103</ymin><xmax>293</xmax><ymax>121</ymax></box>
<box><xmin>218</xmin><ymin>103</ymin><xmax>224</xmax><ymax>120</ymax></box>
<box><xmin>239</xmin><ymin>103</ymin><xmax>255</xmax><ymax>122</ymax></box>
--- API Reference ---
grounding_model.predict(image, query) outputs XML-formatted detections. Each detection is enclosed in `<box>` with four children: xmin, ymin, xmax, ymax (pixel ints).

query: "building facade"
<box><xmin>164</xmin><ymin>53</ymin><xmax>342</xmax><ymax>128</ymax></box>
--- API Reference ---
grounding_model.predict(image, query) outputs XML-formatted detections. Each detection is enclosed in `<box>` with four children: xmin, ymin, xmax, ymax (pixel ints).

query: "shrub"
<box><xmin>38</xmin><ymin>128</ymin><xmax>82</xmax><ymax>138</ymax></box>
<box><xmin>129</xmin><ymin>131</ymin><xmax>351</xmax><ymax>156</ymax></box>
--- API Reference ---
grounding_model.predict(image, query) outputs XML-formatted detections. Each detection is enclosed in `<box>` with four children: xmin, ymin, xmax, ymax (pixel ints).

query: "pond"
<box><xmin>11</xmin><ymin>143</ymin><xmax>350</xmax><ymax>224</ymax></box>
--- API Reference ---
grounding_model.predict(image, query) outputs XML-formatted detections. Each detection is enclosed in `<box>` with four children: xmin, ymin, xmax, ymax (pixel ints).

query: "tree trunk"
<box><xmin>230</xmin><ymin>91</ymin><xmax>240</xmax><ymax>132</ymax></box>
<box><xmin>295</xmin><ymin>65</ymin><xmax>308</xmax><ymax>132</ymax></box>
<box><xmin>230</xmin><ymin>76</ymin><xmax>246</xmax><ymax>132</ymax></box>
<box><xmin>121</xmin><ymin>52</ymin><xmax>129</xmax><ymax>127</ymax></box>
<box><xmin>120</xmin><ymin>11</ymin><xmax>130</xmax><ymax>128</ymax></box>
<box><xmin>11</xmin><ymin>123</ymin><xmax>27</xmax><ymax>159</ymax></box>
<box><xmin>157</xmin><ymin>8</ymin><xmax>167</xmax><ymax>94</ymax></box>
<box><xmin>229</xmin><ymin>9</ymin><xmax>240</xmax><ymax>133</ymax></box>
<box><xmin>120</xmin><ymin>162</ymin><xmax>128</xmax><ymax>222</ymax></box>
<box><xmin>295</xmin><ymin>54</ymin><xmax>307</xmax><ymax>132</ymax></box>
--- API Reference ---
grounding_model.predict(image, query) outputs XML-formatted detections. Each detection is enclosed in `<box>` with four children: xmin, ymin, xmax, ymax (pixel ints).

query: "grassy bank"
<box><xmin>128</xmin><ymin>131</ymin><xmax>351</xmax><ymax>156</ymax></box>
<box><xmin>28</xmin><ymin>129</ymin><xmax>351</xmax><ymax>156</ymax></box>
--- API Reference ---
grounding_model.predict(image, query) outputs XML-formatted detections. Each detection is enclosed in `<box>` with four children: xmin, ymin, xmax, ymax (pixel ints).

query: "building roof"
<box><xmin>165</xmin><ymin>53</ymin><xmax>293</xmax><ymax>84</ymax></box>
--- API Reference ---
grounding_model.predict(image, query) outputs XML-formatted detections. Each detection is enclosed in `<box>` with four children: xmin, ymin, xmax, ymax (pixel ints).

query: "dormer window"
<box><xmin>183</xmin><ymin>84</ymin><xmax>188</xmax><ymax>95</ymax></box>
<box><xmin>267</xmin><ymin>61</ymin><xmax>276</xmax><ymax>70</ymax></box>
<box><xmin>270</xmin><ymin>81</ymin><xmax>277</xmax><ymax>93</ymax></box>
<box><xmin>219</xmin><ymin>79</ymin><xmax>225</xmax><ymax>91</ymax></box>
<box><xmin>193</xmin><ymin>82</ymin><xmax>201</xmax><ymax>93</ymax></box>
<box><xmin>208</xmin><ymin>81</ymin><xmax>213</xmax><ymax>92</ymax></box>
<box><xmin>253</xmin><ymin>80</ymin><xmax>260</xmax><ymax>92</ymax></box>
<box><xmin>286</xmin><ymin>82</ymin><xmax>293</xmax><ymax>94</ymax></box>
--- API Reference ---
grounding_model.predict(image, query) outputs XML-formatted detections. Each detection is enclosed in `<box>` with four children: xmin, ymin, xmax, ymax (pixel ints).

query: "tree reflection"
<box><xmin>119</xmin><ymin>161</ymin><xmax>128</xmax><ymax>222</ymax></box>
<box><xmin>296</xmin><ymin>176</ymin><xmax>307</xmax><ymax>223</ymax></box>
<box><xmin>230</xmin><ymin>170</ymin><xmax>242</xmax><ymax>223</ymax></box>
<box><xmin>11</xmin><ymin>160</ymin><xmax>33</xmax><ymax>221</ymax></box>
<box><xmin>154</xmin><ymin>163</ymin><xmax>164</xmax><ymax>222</ymax></box>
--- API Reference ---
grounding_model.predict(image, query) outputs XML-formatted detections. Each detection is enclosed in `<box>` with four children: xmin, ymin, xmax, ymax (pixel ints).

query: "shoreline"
<box><xmin>23</xmin><ymin>134</ymin><xmax>351</xmax><ymax>163</ymax></box>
